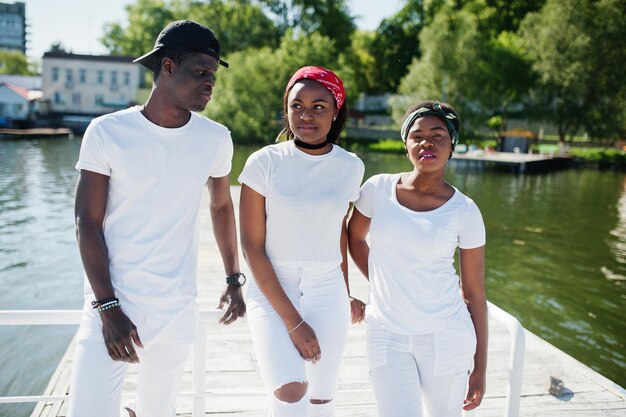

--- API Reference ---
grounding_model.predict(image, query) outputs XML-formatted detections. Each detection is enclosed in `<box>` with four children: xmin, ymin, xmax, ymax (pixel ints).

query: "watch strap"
<box><xmin>226</xmin><ymin>272</ymin><xmax>246</xmax><ymax>287</ymax></box>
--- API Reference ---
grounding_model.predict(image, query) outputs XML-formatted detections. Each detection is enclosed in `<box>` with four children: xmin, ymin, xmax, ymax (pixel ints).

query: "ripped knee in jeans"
<box><xmin>273</xmin><ymin>381</ymin><xmax>308</xmax><ymax>403</ymax></box>
<box><xmin>310</xmin><ymin>398</ymin><xmax>332</xmax><ymax>404</ymax></box>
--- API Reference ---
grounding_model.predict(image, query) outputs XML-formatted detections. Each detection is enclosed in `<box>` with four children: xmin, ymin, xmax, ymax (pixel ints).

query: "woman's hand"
<box><xmin>463</xmin><ymin>367</ymin><xmax>486</xmax><ymax>410</ymax></box>
<box><xmin>350</xmin><ymin>296</ymin><xmax>366</xmax><ymax>323</ymax></box>
<box><xmin>288</xmin><ymin>321</ymin><xmax>321</xmax><ymax>364</ymax></box>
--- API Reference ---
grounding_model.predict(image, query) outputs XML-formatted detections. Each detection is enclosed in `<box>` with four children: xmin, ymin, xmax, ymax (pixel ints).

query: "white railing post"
<box><xmin>488</xmin><ymin>302</ymin><xmax>525</xmax><ymax>417</ymax></box>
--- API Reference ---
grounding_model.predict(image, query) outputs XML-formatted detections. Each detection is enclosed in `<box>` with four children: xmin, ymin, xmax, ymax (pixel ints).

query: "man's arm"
<box><xmin>207</xmin><ymin>175</ymin><xmax>245</xmax><ymax>324</ymax></box>
<box><xmin>74</xmin><ymin>170</ymin><xmax>142</xmax><ymax>362</ymax></box>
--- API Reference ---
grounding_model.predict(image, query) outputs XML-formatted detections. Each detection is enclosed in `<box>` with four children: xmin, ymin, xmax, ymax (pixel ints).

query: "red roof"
<box><xmin>0</xmin><ymin>82</ymin><xmax>30</xmax><ymax>100</ymax></box>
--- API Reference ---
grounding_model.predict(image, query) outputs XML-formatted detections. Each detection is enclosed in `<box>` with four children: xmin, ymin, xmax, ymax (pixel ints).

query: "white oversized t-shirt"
<box><xmin>75</xmin><ymin>106</ymin><xmax>233</xmax><ymax>345</ymax></box>
<box><xmin>238</xmin><ymin>141</ymin><xmax>364</xmax><ymax>267</ymax></box>
<box><xmin>356</xmin><ymin>173</ymin><xmax>486</xmax><ymax>334</ymax></box>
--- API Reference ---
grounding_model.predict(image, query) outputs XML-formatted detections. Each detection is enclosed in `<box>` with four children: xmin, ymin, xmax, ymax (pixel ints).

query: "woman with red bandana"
<box><xmin>238</xmin><ymin>66</ymin><xmax>365</xmax><ymax>417</ymax></box>
<box><xmin>348</xmin><ymin>101</ymin><xmax>488</xmax><ymax>417</ymax></box>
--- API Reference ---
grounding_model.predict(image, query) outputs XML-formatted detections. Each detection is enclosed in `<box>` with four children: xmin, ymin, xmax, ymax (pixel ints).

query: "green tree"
<box><xmin>186</xmin><ymin>1</ymin><xmax>281</xmax><ymax>52</ymax></box>
<box><xmin>392</xmin><ymin>2</ymin><xmax>537</xmax><ymax>131</ymax></box>
<box><xmin>0</xmin><ymin>50</ymin><xmax>37</xmax><ymax>75</ymax></box>
<box><xmin>259</xmin><ymin>0</ymin><xmax>356</xmax><ymax>53</ymax></box>
<box><xmin>368</xmin><ymin>0</ymin><xmax>428</xmax><ymax>93</ymax></box>
<box><xmin>519</xmin><ymin>0</ymin><xmax>626</xmax><ymax>142</ymax></box>
<box><xmin>205</xmin><ymin>31</ymin><xmax>342</xmax><ymax>142</ymax></box>
<box><xmin>101</xmin><ymin>0</ymin><xmax>280</xmax><ymax>57</ymax></box>
<box><xmin>338</xmin><ymin>30</ymin><xmax>377</xmax><ymax>95</ymax></box>
<box><xmin>483</xmin><ymin>0</ymin><xmax>545</xmax><ymax>33</ymax></box>
<box><xmin>391</xmin><ymin>6</ymin><xmax>485</xmax><ymax>127</ymax></box>
<box><xmin>101</xmin><ymin>0</ymin><xmax>176</xmax><ymax>57</ymax></box>
<box><xmin>474</xmin><ymin>31</ymin><xmax>535</xmax><ymax>129</ymax></box>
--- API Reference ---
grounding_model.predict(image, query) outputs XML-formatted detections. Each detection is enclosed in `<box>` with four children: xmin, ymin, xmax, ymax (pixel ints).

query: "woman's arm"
<box><xmin>347</xmin><ymin>207</ymin><xmax>371</xmax><ymax>280</ymax></box>
<box><xmin>459</xmin><ymin>246</ymin><xmax>488</xmax><ymax>411</ymax></box>
<box><xmin>341</xmin><ymin>207</ymin><xmax>366</xmax><ymax>323</ymax></box>
<box><xmin>239</xmin><ymin>184</ymin><xmax>320</xmax><ymax>362</ymax></box>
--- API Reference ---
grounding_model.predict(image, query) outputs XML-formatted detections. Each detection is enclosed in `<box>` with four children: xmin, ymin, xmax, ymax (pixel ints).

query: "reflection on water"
<box><xmin>0</xmin><ymin>140</ymin><xmax>625</xmax><ymax>417</ymax></box>
<box><xmin>445</xmin><ymin>162</ymin><xmax>626</xmax><ymax>388</ymax></box>
<box><xmin>0</xmin><ymin>139</ymin><xmax>84</xmax><ymax>417</ymax></box>
<box><xmin>604</xmin><ymin>176</ymin><xmax>626</xmax><ymax>283</ymax></box>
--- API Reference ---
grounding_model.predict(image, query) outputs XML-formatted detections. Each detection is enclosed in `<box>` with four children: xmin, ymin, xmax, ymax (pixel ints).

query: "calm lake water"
<box><xmin>1</xmin><ymin>138</ymin><xmax>625</xmax><ymax>416</ymax></box>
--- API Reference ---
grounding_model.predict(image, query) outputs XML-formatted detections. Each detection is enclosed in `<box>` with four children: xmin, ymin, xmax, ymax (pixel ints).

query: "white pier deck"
<box><xmin>28</xmin><ymin>187</ymin><xmax>625</xmax><ymax>417</ymax></box>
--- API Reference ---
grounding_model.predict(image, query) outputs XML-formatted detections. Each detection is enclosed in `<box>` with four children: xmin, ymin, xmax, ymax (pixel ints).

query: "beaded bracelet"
<box><xmin>96</xmin><ymin>300</ymin><xmax>120</xmax><ymax>312</ymax></box>
<box><xmin>91</xmin><ymin>297</ymin><xmax>120</xmax><ymax>312</ymax></box>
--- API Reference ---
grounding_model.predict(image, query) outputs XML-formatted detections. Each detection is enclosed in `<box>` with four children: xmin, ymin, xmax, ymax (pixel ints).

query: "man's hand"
<box><xmin>217</xmin><ymin>285</ymin><xmax>246</xmax><ymax>324</ymax></box>
<box><xmin>100</xmin><ymin>308</ymin><xmax>143</xmax><ymax>363</ymax></box>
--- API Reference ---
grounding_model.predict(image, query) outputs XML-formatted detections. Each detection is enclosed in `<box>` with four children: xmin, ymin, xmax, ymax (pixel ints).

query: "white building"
<box><xmin>41</xmin><ymin>51</ymin><xmax>145</xmax><ymax>116</ymax></box>
<box><xmin>0</xmin><ymin>81</ymin><xmax>41</xmax><ymax>127</ymax></box>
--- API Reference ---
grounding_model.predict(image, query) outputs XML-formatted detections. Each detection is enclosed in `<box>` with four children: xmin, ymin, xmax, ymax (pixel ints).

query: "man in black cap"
<box><xmin>68</xmin><ymin>20</ymin><xmax>246</xmax><ymax>417</ymax></box>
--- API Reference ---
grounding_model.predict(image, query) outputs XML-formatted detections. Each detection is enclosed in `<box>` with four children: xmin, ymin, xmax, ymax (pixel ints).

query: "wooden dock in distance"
<box><xmin>0</xmin><ymin>128</ymin><xmax>73</xmax><ymax>140</ymax></box>
<box><xmin>451</xmin><ymin>151</ymin><xmax>574</xmax><ymax>173</ymax></box>
<box><xmin>30</xmin><ymin>186</ymin><xmax>625</xmax><ymax>417</ymax></box>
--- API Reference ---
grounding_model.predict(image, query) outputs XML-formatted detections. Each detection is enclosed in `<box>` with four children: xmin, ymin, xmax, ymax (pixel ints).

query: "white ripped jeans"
<box><xmin>246</xmin><ymin>264</ymin><xmax>350</xmax><ymax>417</ymax></box>
<box><xmin>367</xmin><ymin>316</ymin><xmax>477</xmax><ymax>417</ymax></box>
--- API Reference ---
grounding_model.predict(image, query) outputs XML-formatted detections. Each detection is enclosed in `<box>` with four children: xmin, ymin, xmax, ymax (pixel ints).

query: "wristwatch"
<box><xmin>226</xmin><ymin>272</ymin><xmax>246</xmax><ymax>287</ymax></box>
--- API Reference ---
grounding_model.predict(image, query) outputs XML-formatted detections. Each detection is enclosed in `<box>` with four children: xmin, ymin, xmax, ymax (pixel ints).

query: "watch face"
<box><xmin>227</xmin><ymin>273</ymin><xmax>246</xmax><ymax>286</ymax></box>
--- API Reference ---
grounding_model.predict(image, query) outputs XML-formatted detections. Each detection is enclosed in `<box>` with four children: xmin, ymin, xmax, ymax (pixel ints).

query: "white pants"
<box><xmin>247</xmin><ymin>264</ymin><xmax>350</xmax><ymax>417</ymax></box>
<box><xmin>67</xmin><ymin>315</ymin><xmax>192</xmax><ymax>417</ymax></box>
<box><xmin>367</xmin><ymin>318</ymin><xmax>476</xmax><ymax>417</ymax></box>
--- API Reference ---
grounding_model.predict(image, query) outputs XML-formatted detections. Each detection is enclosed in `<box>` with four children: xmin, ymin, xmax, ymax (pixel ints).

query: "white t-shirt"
<box><xmin>238</xmin><ymin>141</ymin><xmax>364</xmax><ymax>267</ymax></box>
<box><xmin>355</xmin><ymin>173</ymin><xmax>486</xmax><ymax>334</ymax></box>
<box><xmin>75</xmin><ymin>106</ymin><xmax>233</xmax><ymax>345</ymax></box>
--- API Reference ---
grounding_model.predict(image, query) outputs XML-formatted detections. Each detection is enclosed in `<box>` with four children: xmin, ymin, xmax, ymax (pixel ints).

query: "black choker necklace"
<box><xmin>293</xmin><ymin>138</ymin><xmax>329</xmax><ymax>150</ymax></box>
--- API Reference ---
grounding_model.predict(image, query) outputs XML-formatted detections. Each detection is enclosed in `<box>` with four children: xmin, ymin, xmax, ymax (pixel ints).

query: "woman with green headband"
<box><xmin>348</xmin><ymin>100</ymin><xmax>487</xmax><ymax>416</ymax></box>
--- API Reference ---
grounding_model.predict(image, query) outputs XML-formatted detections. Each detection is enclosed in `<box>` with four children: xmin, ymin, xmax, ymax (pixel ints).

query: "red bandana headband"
<box><xmin>286</xmin><ymin>66</ymin><xmax>346</xmax><ymax>110</ymax></box>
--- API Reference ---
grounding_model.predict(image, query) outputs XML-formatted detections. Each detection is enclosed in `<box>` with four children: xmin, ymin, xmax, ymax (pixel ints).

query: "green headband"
<box><xmin>400</xmin><ymin>104</ymin><xmax>459</xmax><ymax>150</ymax></box>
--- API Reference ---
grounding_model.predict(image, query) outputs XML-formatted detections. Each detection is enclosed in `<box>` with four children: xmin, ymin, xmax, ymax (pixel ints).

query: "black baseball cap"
<box><xmin>133</xmin><ymin>20</ymin><xmax>229</xmax><ymax>71</ymax></box>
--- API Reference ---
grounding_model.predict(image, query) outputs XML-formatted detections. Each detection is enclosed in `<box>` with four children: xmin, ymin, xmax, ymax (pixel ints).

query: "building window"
<box><xmin>65</xmin><ymin>69</ymin><xmax>74</xmax><ymax>88</ymax></box>
<box><xmin>111</xmin><ymin>71</ymin><xmax>117</xmax><ymax>85</ymax></box>
<box><xmin>72</xmin><ymin>93</ymin><xmax>81</xmax><ymax>105</ymax></box>
<box><xmin>52</xmin><ymin>67</ymin><xmax>59</xmax><ymax>82</ymax></box>
<box><xmin>79</xmin><ymin>69</ymin><xmax>86</xmax><ymax>84</ymax></box>
<box><xmin>124</xmin><ymin>71</ymin><xmax>130</xmax><ymax>86</ymax></box>
<box><xmin>97</xmin><ymin>70</ymin><xmax>104</xmax><ymax>84</ymax></box>
<box><xmin>54</xmin><ymin>92</ymin><xmax>65</xmax><ymax>104</ymax></box>
<box><xmin>95</xmin><ymin>94</ymin><xmax>103</xmax><ymax>105</ymax></box>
